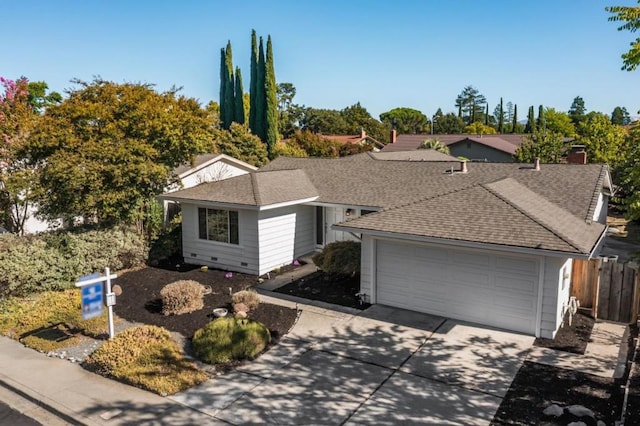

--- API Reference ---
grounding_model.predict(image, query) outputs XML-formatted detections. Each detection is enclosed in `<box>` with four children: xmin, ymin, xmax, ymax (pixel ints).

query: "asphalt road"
<box><xmin>0</xmin><ymin>398</ymin><xmax>41</xmax><ymax>426</ymax></box>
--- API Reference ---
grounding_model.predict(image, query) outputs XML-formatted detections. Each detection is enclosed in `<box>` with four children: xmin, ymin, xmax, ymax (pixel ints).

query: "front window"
<box><xmin>198</xmin><ymin>208</ymin><xmax>239</xmax><ymax>244</ymax></box>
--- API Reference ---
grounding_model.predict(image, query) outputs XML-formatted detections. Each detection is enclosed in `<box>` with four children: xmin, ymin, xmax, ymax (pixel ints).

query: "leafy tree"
<box><xmin>340</xmin><ymin>102</ymin><xmax>387</xmax><ymax>142</ymax></box>
<box><xmin>525</xmin><ymin>106</ymin><xmax>536</xmax><ymax>133</ymax></box>
<box><xmin>455</xmin><ymin>86</ymin><xmax>486</xmax><ymax>125</ymax></box>
<box><xmin>338</xmin><ymin>143</ymin><xmax>373</xmax><ymax>157</ymax></box>
<box><xmin>611</xmin><ymin>106</ymin><xmax>631</xmax><ymax>125</ymax></box>
<box><xmin>26</xmin><ymin>81</ymin><xmax>61</xmax><ymax>113</ymax></box>
<box><xmin>264</xmin><ymin>36</ymin><xmax>279</xmax><ymax>158</ymax></box>
<box><xmin>277</xmin><ymin>83</ymin><xmax>298</xmax><ymax>138</ymax></box>
<box><xmin>379</xmin><ymin>107</ymin><xmax>429</xmax><ymax>134</ymax></box>
<box><xmin>434</xmin><ymin>112</ymin><xmax>464</xmax><ymax>134</ymax></box>
<box><xmin>272</xmin><ymin>141</ymin><xmax>308</xmax><ymax>158</ymax></box>
<box><xmin>577</xmin><ymin>112</ymin><xmax>628</xmax><ymax>165</ymax></box>
<box><xmin>617</xmin><ymin>125</ymin><xmax>640</xmax><ymax>219</ymax></box>
<box><xmin>569</xmin><ymin>96</ymin><xmax>586</xmax><ymax>126</ymax></box>
<box><xmin>514</xmin><ymin>131</ymin><xmax>565</xmax><ymax>163</ymax></box>
<box><xmin>27</xmin><ymin>79</ymin><xmax>215</xmax><ymax>227</ymax></box>
<box><xmin>0</xmin><ymin>77</ymin><xmax>40</xmax><ymax>234</ymax></box>
<box><xmin>291</xmin><ymin>131</ymin><xmax>340</xmax><ymax>157</ymax></box>
<box><xmin>215</xmin><ymin>123</ymin><xmax>268</xmax><ymax>167</ymax></box>
<box><xmin>544</xmin><ymin>108</ymin><xmax>577</xmax><ymax>137</ymax></box>
<box><xmin>234</xmin><ymin>67</ymin><xmax>245</xmax><ymax>125</ymax></box>
<box><xmin>249</xmin><ymin>30</ymin><xmax>259</xmax><ymax>134</ymax></box>
<box><xmin>464</xmin><ymin>122</ymin><xmax>497</xmax><ymax>135</ymax></box>
<box><xmin>418</xmin><ymin>138</ymin><xmax>450</xmax><ymax>154</ymax></box>
<box><xmin>299</xmin><ymin>108</ymin><xmax>348</xmax><ymax>134</ymax></box>
<box><xmin>606</xmin><ymin>2</ymin><xmax>640</xmax><ymax>71</ymax></box>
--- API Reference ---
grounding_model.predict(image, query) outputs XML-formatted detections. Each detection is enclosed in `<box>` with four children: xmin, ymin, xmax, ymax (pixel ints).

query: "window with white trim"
<box><xmin>198</xmin><ymin>208</ymin><xmax>239</xmax><ymax>244</ymax></box>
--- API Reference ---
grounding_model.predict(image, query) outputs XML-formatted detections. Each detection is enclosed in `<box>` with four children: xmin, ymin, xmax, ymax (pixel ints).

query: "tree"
<box><xmin>277</xmin><ymin>83</ymin><xmax>299</xmax><ymax>138</ymax></box>
<box><xmin>525</xmin><ymin>106</ymin><xmax>536</xmax><ymax>133</ymax></box>
<box><xmin>255</xmin><ymin>37</ymin><xmax>266</xmax><ymax>141</ymax></box>
<box><xmin>611</xmin><ymin>106</ymin><xmax>631</xmax><ymax>125</ymax></box>
<box><xmin>26</xmin><ymin>81</ymin><xmax>61</xmax><ymax>113</ymax></box>
<box><xmin>577</xmin><ymin>112</ymin><xmax>628</xmax><ymax>165</ymax></box>
<box><xmin>537</xmin><ymin>105</ymin><xmax>545</xmax><ymax>130</ymax></box>
<box><xmin>28</xmin><ymin>79</ymin><xmax>215</xmax><ymax>227</ymax></box>
<box><xmin>606</xmin><ymin>2</ymin><xmax>640</xmax><ymax>71</ymax></box>
<box><xmin>0</xmin><ymin>77</ymin><xmax>40</xmax><ymax>234</ymax></box>
<box><xmin>484</xmin><ymin>104</ymin><xmax>489</xmax><ymax>126</ymax></box>
<box><xmin>219</xmin><ymin>42</ymin><xmax>236</xmax><ymax>129</ymax></box>
<box><xmin>464</xmin><ymin>122</ymin><xmax>497</xmax><ymax>135</ymax></box>
<box><xmin>299</xmin><ymin>108</ymin><xmax>348</xmax><ymax>134</ymax></box>
<box><xmin>514</xmin><ymin>131</ymin><xmax>565</xmax><ymax>163</ymax></box>
<box><xmin>617</xmin><ymin>125</ymin><xmax>640</xmax><ymax>219</ymax></box>
<box><xmin>379</xmin><ymin>107</ymin><xmax>429</xmax><ymax>134</ymax></box>
<box><xmin>569</xmin><ymin>96</ymin><xmax>586</xmax><ymax>126</ymax></box>
<box><xmin>291</xmin><ymin>131</ymin><xmax>340</xmax><ymax>157</ymax></box>
<box><xmin>511</xmin><ymin>104</ymin><xmax>518</xmax><ymax>134</ymax></box>
<box><xmin>215</xmin><ymin>123</ymin><xmax>268</xmax><ymax>166</ymax></box>
<box><xmin>494</xmin><ymin>98</ymin><xmax>504</xmax><ymax>133</ymax></box>
<box><xmin>249</xmin><ymin>30</ymin><xmax>259</xmax><ymax>134</ymax></box>
<box><xmin>418</xmin><ymin>138</ymin><xmax>450</xmax><ymax>154</ymax></box>
<box><xmin>544</xmin><ymin>108</ymin><xmax>576</xmax><ymax>137</ymax></box>
<box><xmin>234</xmin><ymin>67</ymin><xmax>245</xmax><ymax>125</ymax></box>
<box><xmin>434</xmin><ymin>112</ymin><xmax>464</xmax><ymax>134</ymax></box>
<box><xmin>264</xmin><ymin>36</ymin><xmax>279</xmax><ymax>158</ymax></box>
<box><xmin>455</xmin><ymin>86</ymin><xmax>486</xmax><ymax>125</ymax></box>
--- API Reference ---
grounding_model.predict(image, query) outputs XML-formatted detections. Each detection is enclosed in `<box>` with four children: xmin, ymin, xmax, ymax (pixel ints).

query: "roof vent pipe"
<box><xmin>460</xmin><ymin>161</ymin><xmax>468</xmax><ymax>173</ymax></box>
<box><xmin>534</xmin><ymin>157</ymin><xmax>540</xmax><ymax>171</ymax></box>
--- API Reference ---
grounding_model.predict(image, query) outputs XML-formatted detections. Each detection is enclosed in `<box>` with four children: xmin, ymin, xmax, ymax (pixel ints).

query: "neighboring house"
<box><xmin>164</xmin><ymin>153</ymin><xmax>257</xmax><ymax>222</ymax></box>
<box><xmin>160</xmin><ymin>152</ymin><xmax>611</xmax><ymax>339</ymax></box>
<box><xmin>319</xmin><ymin>129</ymin><xmax>385</xmax><ymax>152</ymax></box>
<box><xmin>383</xmin><ymin>133</ymin><xmax>527</xmax><ymax>162</ymax></box>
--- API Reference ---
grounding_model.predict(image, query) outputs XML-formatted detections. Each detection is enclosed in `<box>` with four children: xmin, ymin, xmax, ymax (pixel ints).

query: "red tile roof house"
<box><xmin>383</xmin><ymin>133</ymin><xmax>528</xmax><ymax>162</ymax></box>
<box><xmin>159</xmin><ymin>152</ymin><xmax>611</xmax><ymax>339</ymax></box>
<box><xmin>318</xmin><ymin>129</ymin><xmax>385</xmax><ymax>152</ymax></box>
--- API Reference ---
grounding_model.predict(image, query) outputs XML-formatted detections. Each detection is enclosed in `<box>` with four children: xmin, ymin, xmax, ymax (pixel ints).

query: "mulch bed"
<box><xmin>274</xmin><ymin>271</ymin><xmax>370</xmax><ymax>310</ymax></box>
<box><xmin>491</xmin><ymin>361</ymin><xmax>625</xmax><ymax>425</ymax></box>
<box><xmin>533</xmin><ymin>310</ymin><xmax>595</xmax><ymax>354</ymax></box>
<box><xmin>113</xmin><ymin>266</ymin><xmax>297</xmax><ymax>341</ymax></box>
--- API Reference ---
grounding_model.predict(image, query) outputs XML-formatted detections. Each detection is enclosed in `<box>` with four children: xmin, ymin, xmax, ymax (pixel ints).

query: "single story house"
<box><xmin>318</xmin><ymin>129</ymin><xmax>385</xmax><ymax>152</ymax></box>
<box><xmin>383</xmin><ymin>133</ymin><xmax>527</xmax><ymax>162</ymax></box>
<box><xmin>160</xmin><ymin>152</ymin><xmax>611</xmax><ymax>338</ymax></box>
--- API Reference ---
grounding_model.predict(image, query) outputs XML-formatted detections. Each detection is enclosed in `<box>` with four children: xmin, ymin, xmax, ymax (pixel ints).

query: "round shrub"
<box><xmin>231</xmin><ymin>290</ymin><xmax>260</xmax><ymax>311</ymax></box>
<box><xmin>192</xmin><ymin>317</ymin><xmax>271</xmax><ymax>364</ymax></box>
<box><xmin>312</xmin><ymin>241</ymin><xmax>361</xmax><ymax>277</ymax></box>
<box><xmin>84</xmin><ymin>325</ymin><xmax>208</xmax><ymax>395</ymax></box>
<box><xmin>160</xmin><ymin>280</ymin><xmax>205</xmax><ymax>315</ymax></box>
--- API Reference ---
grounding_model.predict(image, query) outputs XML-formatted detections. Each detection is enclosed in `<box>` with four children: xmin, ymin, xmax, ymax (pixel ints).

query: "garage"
<box><xmin>375</xmin><ymin>240</ymin><xmax>540</xmax><ymax>334</ymax></box>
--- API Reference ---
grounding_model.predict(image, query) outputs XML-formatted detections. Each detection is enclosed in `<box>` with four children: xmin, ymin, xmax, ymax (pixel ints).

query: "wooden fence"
<box><xmin>571</xmin><ymin>258</ymin><xmax>639</xmax><ymax>323</ymax></box>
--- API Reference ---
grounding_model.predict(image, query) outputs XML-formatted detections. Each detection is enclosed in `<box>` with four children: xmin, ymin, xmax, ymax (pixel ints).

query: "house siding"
<box><xmin>258</xmin><ymin>205</ymin><xmax>314</xmax><ymax>275</ymax></box>
<box><xmin>539</xmin><ymin>256</ymin><xmax>572</xmax><ymax>339</ymax></box>
<box><xmin>325</xmin><ymin>206</ymin><xmax>362</xmax><ymax>244</ymax></box>
<box><xmin>180</xmin><ymin>161</ymin><xmax>249</xmax><ymax>189</ymax></box>
<box><xmin>592</xmin><ymin>193</ymin><xmax>608</xmax><ymax>224</ymax></box>
<box><xmin>181</xmin><ymin>204</ymin><xmax>259</xmax><ymax>274</ymax></box>
<box><xmin>359</xmin><ymin>235</ymin><xmax>375</xmax><ymax>302</ymax></box>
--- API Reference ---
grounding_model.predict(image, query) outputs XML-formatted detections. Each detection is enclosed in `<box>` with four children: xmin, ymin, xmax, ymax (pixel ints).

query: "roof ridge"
<box><xmin>250</xmin><ymin>172</ymin><xmax>261</xmax><ymax>205</ymax></box>
<box><xmin>482</xmin><ymin>178</ymin><xmax>583</xmax><ymax>252</ymax></box>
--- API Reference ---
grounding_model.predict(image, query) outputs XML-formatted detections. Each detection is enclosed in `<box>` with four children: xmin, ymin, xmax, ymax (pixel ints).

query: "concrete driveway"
<box><xmin>170</xmin><ymin>303</ymin><xmax>534</xmax><ymax>425</ymax></box>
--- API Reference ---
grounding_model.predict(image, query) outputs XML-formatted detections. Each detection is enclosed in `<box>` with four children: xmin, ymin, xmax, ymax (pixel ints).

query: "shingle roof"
<box><xmin>160</xmin><ymin>169</ymin><xmax>318</xmax><ymax>207</ymax></box>
<box><xmin>383</xmin><ymin>134</ymin><xmax>526</xmax><ymax>154</ymax></box>
<box><xmin>368</xmin><ymin>150</ymin><xmax>460</xmax><ymax>162</ymax></box>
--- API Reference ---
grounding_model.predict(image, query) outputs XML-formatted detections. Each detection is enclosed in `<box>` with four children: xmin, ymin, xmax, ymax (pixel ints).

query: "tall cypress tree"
<box><xmin>255</xmin><ymin>37</ymin><xmax>266</xmax><ymax>141</ymax></box>
<box><xmin>537</xmin><ymin>104</ymin><xmax>545</xmax><ymax>131</ymax></box>
<box><xmin>249</xmin><ymin>30</ymin><xmax>258</xmax><ymax>134</ymax></box>
<box><xmin>484</xmin><ymin>104</ymin><xmax>489</xmax><ymax>125</ymax></box>
<box><xmin>234</xmin><ymin>67</ymin><xmax>245</xmax><ymax>125</ymax></box>
<box><xmin>498</xmin><ymin>97</ymin><xmax>504</xmax><ymax>133</ymax></box>
<box><xmin>512</xmin><ymin>104</ymin><xmax>518</xmax><ymax>134</ymax></box>
<box><xmin>264</xmin><ymin>35</ymin><xmax>279</xmax><ymax>158</ymax></box>
<box><xmin>525</xmin><ymin>105</ymin><xmax>536</xmax><ymax>133</ymax></box>
<box><xmin>219</xmin><ymin>48</ymin><xmax>228</xmax><ymax>128</ymax></box>
<box><xmin>223</xmin><ymin>41</ymin><xmax>235</xmax><ymax>129</ymax></box>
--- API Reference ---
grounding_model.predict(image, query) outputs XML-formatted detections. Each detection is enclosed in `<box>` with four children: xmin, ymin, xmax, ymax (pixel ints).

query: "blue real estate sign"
<box><xmin>79</xmin><ymin>273</ymin><xmax>103</xmax><ymax>320</ymax></box>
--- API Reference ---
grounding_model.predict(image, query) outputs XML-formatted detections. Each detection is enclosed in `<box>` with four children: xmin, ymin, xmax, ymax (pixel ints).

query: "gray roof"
<box><xmin>368</xmin><ymin>150</ymin><xmax>460</xmax><ymax>162</ymax></box>
<box><xmin>383</xmin><ymin>134</ymin><xmax>526</xmax><ymax>154</ymax></box>
<box><xmin>160</xmin><ymin>169</ymin><xmax>318</xmax><ymax>207</ymax></box>
<box><xmin>261</xmin><ymin>154</ymin><xmax>608</xmax><ymax>256</ymax></box>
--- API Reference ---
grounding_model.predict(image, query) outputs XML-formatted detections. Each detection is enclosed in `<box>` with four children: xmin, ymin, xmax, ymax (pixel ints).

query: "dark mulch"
<box><xmin>491</xmin><ymin>361</ymin><xmax>624</xmax><ymax>425</ymax></box>
<box><xmin>624</xmin><ymin>329</ymin><xmax>640</xmax><ymax>425</ymax></box>
<box><xmin>274</xmin><ymin>271</ymin><xmax>370</xmax><ymax>310</ymax></box>
<box><xmin>534</xmin><ymin>310</ymin><xmax>594</xmax><ymax>354</ymax></box>
<box><xmin>114</xmin><ymin>266</ymin><xmax>297</xmax><ymax>341</ymax></box>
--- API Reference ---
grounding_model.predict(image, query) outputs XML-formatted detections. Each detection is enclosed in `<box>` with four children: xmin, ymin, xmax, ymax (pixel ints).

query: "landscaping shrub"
<box><xmin>312</xmin><ymin>241</ymin><xmax>361</xmax><ymax>277</ymax></box>
<box><xmin>192</xmin><ymin>317</ymin><xmax>271</xmax><ymax>364</ymax></box>
<box><xmin>231</xmin><ymin>290</ymin><xmax>260</xmax><ymax>311</ymax></box>
<box><xmin>0</xmin><ymin>289</ymin><xmax>110</xmax><ymax>352</ymax></box>
<box><xmin>160</xmin><ymin>280</ymin><xmax>205</xmax><ymax>315</ymax></box>
<box><xmin>0</xmin><ymin>227</ymin><xmax>147</xmax><ymax>297</ymax></box>
<box><xmin>84</xmin><ymin>325</ymin><xmax>208</xmax><ymax>395</ymax></box>
<box><xmin>147</xmin><ymin>214</ymin><xmax>182</xmax><ymax>265</ymax></box>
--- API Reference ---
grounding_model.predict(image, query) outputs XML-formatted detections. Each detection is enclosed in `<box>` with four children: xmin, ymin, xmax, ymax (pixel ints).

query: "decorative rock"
<box><xmin>597</xmin><ymin>421</ymin><xmax>606</xmax><ymax>426</ymax></box>
<box><xmin>567</xmin><ymin>422</ymin><xmax>587</xmax><ymax>426</ymax></box>
<box><xmin>543</xmin><ymin>404</ymin><xmax>564</xmax><ymax>417</ymax></box>
<box><xmin>566</xmin><ymin>405</ymin><xmax>595</xmax><ymax>419</ymax></box>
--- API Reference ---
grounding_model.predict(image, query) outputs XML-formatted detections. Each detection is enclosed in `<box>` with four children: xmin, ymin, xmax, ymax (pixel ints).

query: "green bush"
<box><xmin>84</xmin><ymin>325</ymin><xmax>208</xmax><ymax>395</ymax></box>
<box><xmin>160</xmin><ymin>280</ymin><xmax>205</xmax><ymax>316</ymax></box>
<box><xmin>148</xmin><ymin>214</ymin><xmax>182</xmax><ymax>264</ymax></box>
<box><xmin>0</xmin><ymin>227</ymin><xmax>147</xmax><ymax>297</ymax></box>
<box><xmin>192</xmin><ymin>317</ymin><xmax>271</xmax><ymax>364</ymax></box>
<box><xmin>231</xmin><ymin>290</ymin><xmax>260</xmax><ymax>311</ymax></box>
<box><xmin>312</xmin><ymin>241</ymin><xmax>361</xmax><ymax>277</ymax></box>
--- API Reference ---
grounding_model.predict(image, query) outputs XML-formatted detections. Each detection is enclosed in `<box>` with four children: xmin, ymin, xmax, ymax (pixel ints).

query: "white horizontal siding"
<box><xmin>359</xmin><ymin>235</ymin><xmax>375</xmax><ymax>302</ymax></box>
<box><xmin>181</xmin><ymin>161</ymin><xmax>249</xmax><ymax>189</ymax></box>
<box><xmin>294</xmin><ymin>205</ymin><xmax>315</xmax><ymax>257</ymax></box>
<box><xmin>258</xmin><ymin>206</ymin><xmax>312</xmax><ymax>275</ymax></box>
<box><xmin>181</xmin><ymin>204</ymin><xmax>259</xmax><ymax>274</ymax></box>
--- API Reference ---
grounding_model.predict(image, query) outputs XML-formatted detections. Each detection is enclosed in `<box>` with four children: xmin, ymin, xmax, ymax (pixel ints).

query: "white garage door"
<box><xmin>376</xmin><ymin>240</ymin><xmax>539</xmax><ymax>334</ymax></box>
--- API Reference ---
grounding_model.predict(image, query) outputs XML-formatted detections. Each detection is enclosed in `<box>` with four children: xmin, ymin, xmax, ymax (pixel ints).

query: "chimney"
<box><xmin>460</xmin><ymin>161</ymin><xmax>468</xmax><ymax>173</ymax></box>
<box><xmin>567</xmin><ymin>145</ymin><xmax>587</xmax><ymax>164</ymax></box>
<box><xmin>360</xmin><ymin>128</ymin><xmax>366</xmax><ymax>139</ymax></box>
<box><xmin>534</xmin><ymin>157</ymin><xmax>540</xmax><ymax>171</ymax></box>
<box><xmin>390</xmin><ymin>129</ymin><xmax>397</xmax><ymax>143</ymax></box>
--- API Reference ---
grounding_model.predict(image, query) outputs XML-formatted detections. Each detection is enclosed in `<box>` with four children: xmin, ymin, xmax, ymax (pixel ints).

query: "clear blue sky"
<box><xmin>2</xmin><ymin>0</ymin><xmax>638</xmax><ymax>119</ymax></box>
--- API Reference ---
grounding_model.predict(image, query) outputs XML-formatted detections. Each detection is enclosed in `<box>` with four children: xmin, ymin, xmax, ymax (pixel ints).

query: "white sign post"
<box><xmin>75</xmin><ymin>267</ymin><xmax>118</xmax><ymax>339</ymax></box>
